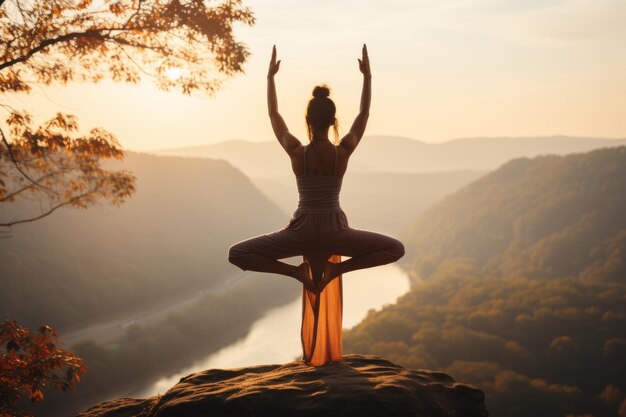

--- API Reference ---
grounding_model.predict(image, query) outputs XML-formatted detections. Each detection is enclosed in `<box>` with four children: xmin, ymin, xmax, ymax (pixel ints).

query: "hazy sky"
<box><xmin>7</xmin><ymin>0</ymin><xmax>626</xmax><ymax>151</ymax></box>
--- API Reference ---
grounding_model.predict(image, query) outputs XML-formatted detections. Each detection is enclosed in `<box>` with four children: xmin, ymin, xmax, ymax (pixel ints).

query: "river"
<box><xmin>132</xmin><ymin>263</ymin><xmax>410</xmax><ymax>397</ymax></box>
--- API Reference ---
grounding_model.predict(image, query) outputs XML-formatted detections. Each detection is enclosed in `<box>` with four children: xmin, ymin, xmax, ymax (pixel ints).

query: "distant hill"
<box><xmin>404</xmin><ymin>146</ymin><xmax>626</xmax><ymax>283</ymax></box>
<box><xmin>151</xmin><ymin>135</ymin><xmax>626</xmax><ymax>178</ymax></box>
<box><xmin>151</xmin><ymin>136</ymin><xmax>625</xmax><ymax>236</ymax></box>
<box><xmin>0</xmin><ymin>152</ymin><xmax>286</xmax><ymax>331</ymax></box>
<box><xmin>344</xmin><ymin>146</ymin><xmax>626</xmax><ymax>417</ymax></box>
<box><xmin>253</xmin><ymin>170</ymin><xmax>486</xmax><ymax>234</ymax></box>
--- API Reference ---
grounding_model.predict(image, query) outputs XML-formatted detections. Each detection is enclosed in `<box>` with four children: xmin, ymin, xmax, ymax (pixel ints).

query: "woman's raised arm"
<box><xmin>267</xmin><ymin>45</ymin><xmax>300</xmax><ymax>155</ymax></box>
<box><xmin>340</xmin><ymin>44</ymin><xmax>371</xmax><ymax>154</ymax></box>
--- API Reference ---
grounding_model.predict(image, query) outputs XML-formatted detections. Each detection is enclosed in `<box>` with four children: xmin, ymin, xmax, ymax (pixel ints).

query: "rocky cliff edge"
<box><xmin>78</xmin><ymin>354</ymin><xmax>488</xmax><ymax>417</ymax></box>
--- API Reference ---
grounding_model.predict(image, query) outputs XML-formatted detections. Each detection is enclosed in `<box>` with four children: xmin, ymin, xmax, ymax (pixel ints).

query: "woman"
<box><xmin>228</xmin><ymin>44</ymin><xmax>405</xmax><ymax>365</ymax></box>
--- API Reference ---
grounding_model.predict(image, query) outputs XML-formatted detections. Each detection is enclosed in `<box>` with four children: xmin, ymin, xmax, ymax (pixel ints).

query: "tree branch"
<box><xmin>113</xmin><ymin>43</ymin><xmax>156</xmax><ymax>77</ymax></box>
<box><xmin>0</xmin><ymin>190</ymin><xmax>95</xmax><ymax>227</ymax></box>
<box><xmin>0</xmin><ymin>27</ymin><xmax>156</xmax><ymax>72</ymax></box>
<box><xmin>102</xmin><ymin>34</ymin><xmax>156</xmax><ymax>52</ymax></box>
<box><xmin>0</xmin><ymin>169</ymin><xmax>65</xmax><ymax>201</ymax></box>
<box><xmin>122</xmin><ymin>0</ymin><xmax>146</xmax><ymax>30</ymax></box>
<box><xmin>0</xmin><ymin>127</ymin><xmax>57</xmax><ymax>195</ymax></box>
<box><xmin>0</xmin><ymin>31</ymin><xmax>93</xmax><ymax>71</ymax></box>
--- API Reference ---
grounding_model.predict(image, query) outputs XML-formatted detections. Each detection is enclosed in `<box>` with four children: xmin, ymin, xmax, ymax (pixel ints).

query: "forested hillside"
<box><xmin>345</xmin><ymin>147</ymin><xmax>626</xmax><ymax>417</ymax></box>
<box><xmin>404</xmin><ymin>146</ymin><xmax>626</xmax><ymax>283</ymax></box>
<box><xmin>0</xmin><ymin>152</ymin><xmax>286</xmax><ymax>331</ymax></box>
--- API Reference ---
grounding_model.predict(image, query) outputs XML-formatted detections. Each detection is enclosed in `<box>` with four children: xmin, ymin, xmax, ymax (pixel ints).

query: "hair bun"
<box><xmin>312</xmin><ymin>85</ymin><xmax>330</xmax><ymax>99</ymax></box>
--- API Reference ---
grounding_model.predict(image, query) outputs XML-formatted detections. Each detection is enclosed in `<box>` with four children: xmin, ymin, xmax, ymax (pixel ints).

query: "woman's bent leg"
<box><xmin>320</xmin><ymin>229</ymin><xmax>405</xmax><ymax>289</ymax></box>
<box><xmin>228</xmin><ymin>231</ymin><xmax>315</xmax><ymax>291</ymax></box>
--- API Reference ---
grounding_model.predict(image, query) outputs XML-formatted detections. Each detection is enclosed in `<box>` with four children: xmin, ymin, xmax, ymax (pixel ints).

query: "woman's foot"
<box><xmin>295</xmin><ymin>261</ymin><xmax>317</xmax><ymax>293</ymax></box>
<box><xmin>318</xmin><ymin>261</ymin><xmax>341</xmax><ymax>293</ymax></box>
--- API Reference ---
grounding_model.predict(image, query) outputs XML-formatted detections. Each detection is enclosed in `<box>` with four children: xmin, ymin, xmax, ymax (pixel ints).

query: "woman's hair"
<box><xmin>305</xmin><ymin>84</ymin><xmax>339</xmax><ymax>143</ymax></box>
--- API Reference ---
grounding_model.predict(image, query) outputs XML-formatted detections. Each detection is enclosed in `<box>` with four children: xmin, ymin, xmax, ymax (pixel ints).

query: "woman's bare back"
<box><xmin>290</xmin><ymin>140</ymin><xmax>351</xmax><ymax>177</ymax></box>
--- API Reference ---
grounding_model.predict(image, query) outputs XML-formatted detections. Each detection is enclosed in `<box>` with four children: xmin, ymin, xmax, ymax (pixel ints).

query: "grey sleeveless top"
<box><xmin>295</xmin><ymin>144</ymin><xmax>343</xmax><ymax>210</ymax></box>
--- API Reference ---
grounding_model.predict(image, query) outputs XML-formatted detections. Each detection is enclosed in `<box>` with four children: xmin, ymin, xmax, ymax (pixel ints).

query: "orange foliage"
<box><xmin>0</xmin><ymin>320</ymin><xmax>85</xmax><ymax>417</ymax></box>
<box><xmin>0</xmin><ymin>0</ymin><xmax>255</xmax><ymax>229</ymax></box>
<box><xmin>0</xmin><ymin>0</ymin><xmax>255</xmax><ymax>95</ymax></box>
<box><xmin>0</xmin><ymin>111</ymin><xmax>136</xmax><ymax>227</ymax></box>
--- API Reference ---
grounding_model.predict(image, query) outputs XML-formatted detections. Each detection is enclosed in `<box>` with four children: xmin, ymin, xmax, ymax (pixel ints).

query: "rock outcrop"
<box><xmin>78</xmin><ymin>354</ymin><xmax>488</xmax><ymax>417</ymax></box>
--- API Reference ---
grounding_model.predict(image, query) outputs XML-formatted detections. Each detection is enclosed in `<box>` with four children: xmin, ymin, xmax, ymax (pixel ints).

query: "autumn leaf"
<box><xmin>29</xmin><ymin>388</ymin><xmax>44</xmax><ymax>403</ymax></box>
<box><xmin>1</xmin><ymin>320</ymin><xmax>85</xmax><ymax>415</ymax></box>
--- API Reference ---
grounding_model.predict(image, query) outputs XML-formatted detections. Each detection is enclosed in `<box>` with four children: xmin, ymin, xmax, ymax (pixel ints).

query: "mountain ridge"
<box><xmin>151</xmin><ymin>134</ymin><xmax>626</xmax><ymax>153</ymax></box>
<box><xmin>148</xmin><ymin>135</ymin><xmax>626</xmax><ymax>178</ymax></box>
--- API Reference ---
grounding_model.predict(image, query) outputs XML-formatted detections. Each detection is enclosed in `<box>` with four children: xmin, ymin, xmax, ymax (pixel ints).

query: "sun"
<box><xmin>166</xmin><ymin>68</ymin><xmax>182</xmax><ymax>81</ymax></box>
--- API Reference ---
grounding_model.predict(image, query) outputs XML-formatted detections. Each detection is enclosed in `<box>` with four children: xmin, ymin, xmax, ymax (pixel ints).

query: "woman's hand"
<box><xmin>268</xmin><ymin>45</ymin><xmax>281</xmax><ymax>77</ymax></box>
<box><xmin>358</xmin><ymin>44</ymin><xmax>371</xmax><ymax>78</ymax></box>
